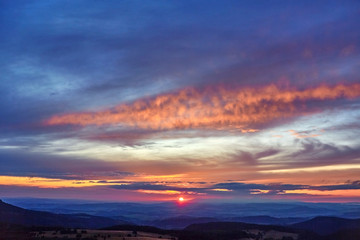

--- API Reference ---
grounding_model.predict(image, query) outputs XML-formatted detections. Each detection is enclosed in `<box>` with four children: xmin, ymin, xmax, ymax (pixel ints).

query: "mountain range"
<box><xmin>2</xmin><ymin>199</ymin><xmax>360</xmax><ymax>240</ymax></box>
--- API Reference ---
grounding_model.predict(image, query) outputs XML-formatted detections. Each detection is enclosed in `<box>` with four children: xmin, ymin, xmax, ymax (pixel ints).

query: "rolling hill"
<box><xmin>229</xmin><ymin>215</ymin><xmax>307</xmax><ymax>225</ymax></box>
<box><xmin>150</xmin><ymin>216</ymin><xmax>219</xmax><ymax>229</ymax></box>
<box><xmin>0</xmin><ymin>199</ymin><xmax>129</xmax><ymax>229</ymax></box>
<box><xmin>291</xmin><ymin>216</ymin><xmax>360</xmax><ymax>235</ymax></box>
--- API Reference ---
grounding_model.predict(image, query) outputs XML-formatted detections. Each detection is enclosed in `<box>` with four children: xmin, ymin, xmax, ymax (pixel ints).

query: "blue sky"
<box><xmin>1</xmin><ymin>0</ymin><xmax>360</xmax><ymax>202</ymax></box>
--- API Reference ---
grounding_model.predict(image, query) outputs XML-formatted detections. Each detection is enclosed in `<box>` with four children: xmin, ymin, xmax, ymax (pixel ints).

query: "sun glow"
<box><xmin>178</xmin><ymin>197</ymin><xmax>184</xmax><ymax>202</ymax></box>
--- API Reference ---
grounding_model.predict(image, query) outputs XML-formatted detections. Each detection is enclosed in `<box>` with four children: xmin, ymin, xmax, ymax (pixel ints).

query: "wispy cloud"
<box><xmin>45</xmin><ymin>83</ymin><xmax>360</xmax><ymax>131</ymax></box>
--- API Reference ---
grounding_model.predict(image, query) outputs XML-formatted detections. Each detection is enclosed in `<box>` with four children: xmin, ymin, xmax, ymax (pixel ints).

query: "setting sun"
<box><xmin>178</xmin><ymin>197</ymin><xmax>184</xmax><ymax>202</ymax></box>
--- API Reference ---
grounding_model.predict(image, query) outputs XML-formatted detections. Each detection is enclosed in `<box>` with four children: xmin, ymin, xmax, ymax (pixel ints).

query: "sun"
<box><xmin>178</xmin><ymin>197</ymin><xmax>184</xmax><ymax>202</ymax></box>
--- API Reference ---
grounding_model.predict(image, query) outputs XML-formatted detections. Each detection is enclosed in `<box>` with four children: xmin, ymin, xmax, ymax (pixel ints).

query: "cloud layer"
<box><xmin>1</xmin><ymin>1</ymin><xmax>360</xmax><ymax>202</ymax></box>
<box><xmin>45</xmin><ymin>83</ymin><xmax>360</xmax><ymax>130</ymax></box>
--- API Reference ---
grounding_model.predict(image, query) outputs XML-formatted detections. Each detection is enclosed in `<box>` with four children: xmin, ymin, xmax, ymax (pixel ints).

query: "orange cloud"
<box><xmin>288</xmin><ymin>130</ymin><xmax>321</xmax><ymax>138</ymax></box>
<box><xmin>210</xmin><ymin>188</ymin><xmax>233</xmax><ymax>192</ymax></box>
<box><xmin>284</xmin><ymin>189</ymin><xmax>360</xmax><ymax>197</ymax></box>
<box><xmin>137</xmin><ymin>190</ymin><xmax>182</xmax><ymax>195</ymax></box>
<box><xmin>45</xmin><ymin>83</ymin><xmax>360</xmax><ymax>130</ymax></box>
<box><xmin>0</xmin><ymin>176</ymin><xmax>108</xmax><ymax>188</ymax></box>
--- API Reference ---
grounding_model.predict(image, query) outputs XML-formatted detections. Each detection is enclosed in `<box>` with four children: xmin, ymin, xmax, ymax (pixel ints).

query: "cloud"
<box><xmin>82</xmin><ymin>129</ymin><xmax>160</xmax><ymax>146</ymax></box>
<box><xmin>44</xmin><ymin>83</ymin><xmax>360</xmax><ymax>131</ymax></box>
<box><xmin>211</xmin><ymin>182</ymin><xmax>306</xmax><ymax>192</ymax></box>
<box><xmin>210</xmin><ymin>182</ymin><xmax>360</xmax><ymax>197</ymax></box>
<box><xmin>110</xmin><ymin>182</ymin><xmax>205</xmax><ymax>197</ymax></box>
<box><xmin>311</xmin><ymin>181</ymin><xmax>360</xmax><ymax>191</ymax></box>
<box><xmin>288</xmin><ymin>129</ymin><xmax>321</xmax><ymax>138</ymax></box>
<box><xmin>226</xmin><ymin>148</ymin><xmax>280</xmax><ymax>166</ymax></box>
<box><xmin>109</xmin><ymin>181</ymin><xmax>360</xmax><ymax>199</ymax></box>
<box><xmin>111</xmin><ymin>182</ymin><xmax>180</xmax><ymax>191</ymax></box>
<box><xmin>255</xmin><ymin>149</ymin><xmax>280</xmax><ymax>159</ymax></box>
<box><xmin>1</xmin><ymin>0</ymin><xmax>359</xmax><ymax>134</ymax></box>
<box><xmin>290</xmin><ymin>138</ymin><xmax>360</xmax><ymax>166</ymax></box>
<box><xmin>0</xmin><ymin>148</ymin><xmax>134</xmax><ymax>180</ymax></box>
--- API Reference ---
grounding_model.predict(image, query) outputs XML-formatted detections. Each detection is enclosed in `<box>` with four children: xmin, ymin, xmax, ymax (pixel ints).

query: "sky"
<box><xmin>1</xmin><ymin>0</ymin><xmax>360</xmax><ymax>203</ymax></box>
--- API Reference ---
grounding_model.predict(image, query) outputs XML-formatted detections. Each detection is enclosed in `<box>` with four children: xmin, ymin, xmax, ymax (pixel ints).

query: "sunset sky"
<box><xmin>1</xmin><ymin>0</ymin><xmax>360</xmax><ymax>202</ymax></box>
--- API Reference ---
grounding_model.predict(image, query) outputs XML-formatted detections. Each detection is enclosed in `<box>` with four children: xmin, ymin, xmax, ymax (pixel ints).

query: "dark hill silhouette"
<box><xmin>323</xmin><ymin>228</ymin><xmax>360</xmax><ymax>240</ymax></box>
<box><xmin>291</xmin><ymin>216</ymin><xmax>360</xmax><ymax>235</ymax></box>
<box><xmin>103</xmin><ymin>224</ymin><xmax>170</xmax><ymax>235</ymax></box>
<box><xmin>104</xmin><ymin>223</ymin><xmax>251</xmax><ymax>240</ymax></box>
<box><xmin>0</xmin><ymin>199</ymin><xmax>130</xmax><ymax>229</ymax></box>
<box><xmin>0</xmin><ymin>221</ymin><xmax>32</xmax><ymax>240</ymax></box>
<box><xmin>183</xmin><ymin>221</ymin><xmax>319</xmax><ymax>240</ymax></box>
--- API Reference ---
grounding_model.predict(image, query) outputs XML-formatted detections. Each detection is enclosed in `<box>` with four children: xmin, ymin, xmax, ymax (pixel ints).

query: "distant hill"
<box><xmin>150</xmin><ymin>216</ymin><xmax>219</xmax><ymax>229</ymax></box>
<box><xmin>149</xmin><ymin>215</ymin><xmax>304</xmax><ymax>230</ymax></box>
<box><xmin>229</xmin><ymin>215</ymin><xmax>307</xmax><ymax>225</ymax></box>
<box><xmin>185</xmin><ymin>221</ymin><xmax>295</xmax><ymax>232</ymax></box>
<box><xmin>0</xmin><ymin>199</ymin><xmax>130</xmax><ymax>229</ymax></box>
<box><xmin>291</xmin><ymin>216</ymin><xmax>360</xmax><ymax>235</ymax></box>
<box><xmin>149</xmin><ymin>215</ymin><xmax>306</xmax><ymax>229</ymax></box>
